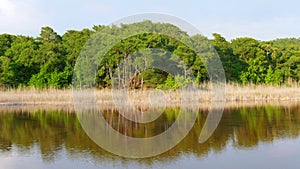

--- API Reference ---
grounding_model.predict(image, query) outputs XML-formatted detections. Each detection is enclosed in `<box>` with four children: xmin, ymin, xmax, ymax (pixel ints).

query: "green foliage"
<box><xmin>0</xmin><ymin>22</ymin><xmax>299</xmax><ymax>88</ymax></box>
<box><xmin>156</xmin><ymin>74</ymin><xmax>192</xmax><ymax>89</ymax></box>
<box><xmin>0</xmin><ymin>56</ymin><xmax>14</xmax><ymax>86</ymax></box>
<box><xmin>156</xmin><ymin>74</ymin><xmax>176</xmax><ymax>89</ymax></box>
<box><xmin>138</xmin><ymin>69</ymin><xmax>166</xmax><ymax>88</ymax></box>
<box><xmin>265</xmin><ymin>66</ymin><xmax>283</xmax><ymax>85</ymax></box>
<box><xmin>211</xmin><ymin>33</ymin><xmax>242</xmax><ymax>81</ymax></box>
<box><xmin>0</xmin><ymin>34</ymin><xmax>16</xmax><ymax>56</ymax></box>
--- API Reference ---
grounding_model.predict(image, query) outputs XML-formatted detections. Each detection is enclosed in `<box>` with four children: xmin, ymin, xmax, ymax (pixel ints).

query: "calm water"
<box><xmin>1</xmin><ymin>104</ymin><xmax>300</xmax><ymax>169</ymax></box>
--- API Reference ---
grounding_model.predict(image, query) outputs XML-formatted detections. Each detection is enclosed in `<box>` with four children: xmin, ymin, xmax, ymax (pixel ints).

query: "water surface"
<box><xmin>0</xmin><ymin>104</ymin><xmax>300</xmax><ymax>169</ymax></box>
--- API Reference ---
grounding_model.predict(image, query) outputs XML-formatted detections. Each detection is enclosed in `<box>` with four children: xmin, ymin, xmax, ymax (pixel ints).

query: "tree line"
<box><xmin>0</xmin><ymin>21</ymin><xmax>299</xmax><ymax>89</ymax></box>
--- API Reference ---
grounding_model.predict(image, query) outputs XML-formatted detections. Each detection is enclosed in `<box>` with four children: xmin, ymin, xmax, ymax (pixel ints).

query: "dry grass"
<box><xmin>0</xmin><ymin>83</ymin><xmax>299</xmax><ymax>108</ymax></box>
<box><xmin>0</xmin><ymin>100</ymin><xmax>299</xmax><ymax>114</ymax></box>
<box><xmin>225</xmin><ymin>83</ymin><xmax>300</xmax><ymax>101</ymax></box>
<box><xmin>0</xmin><ymin>88</ymin><xmax>72</xmax><ymax>105</ymax></box>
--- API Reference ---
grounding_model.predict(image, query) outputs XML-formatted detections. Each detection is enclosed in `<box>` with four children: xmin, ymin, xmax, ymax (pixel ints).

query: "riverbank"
<box><xmin>0</xmin><ymin>83</ymin><xmax>299</xmax><ymax>107</ymax></box>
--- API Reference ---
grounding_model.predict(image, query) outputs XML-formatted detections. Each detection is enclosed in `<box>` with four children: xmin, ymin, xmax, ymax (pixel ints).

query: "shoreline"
<box><xmin>0</xmin><ymin>84</ymin><xmax>299</xmax><ymax>112</ymax></box>
<box><xmin>1</xmin><ymin>84</ymin><xmax>299</xmax><ymax>104</ymax></box>
<box><xmin>0</xmin><ymin>100</ymin><xmax>299</xmax><ymax>114</ymax></box>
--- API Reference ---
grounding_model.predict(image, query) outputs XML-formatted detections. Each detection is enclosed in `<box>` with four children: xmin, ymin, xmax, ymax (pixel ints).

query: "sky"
<box><xmin>0</xmin><ymin>0</ymin><xmax>299</xmax><ymax>40</ymax></box>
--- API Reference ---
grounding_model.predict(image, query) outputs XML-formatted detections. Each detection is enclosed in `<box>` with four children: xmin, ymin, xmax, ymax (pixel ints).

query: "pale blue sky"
<box><xmin>0</xmin><ymin>0</ymin><xmax>299</xmax><ymax>40</ymax></box>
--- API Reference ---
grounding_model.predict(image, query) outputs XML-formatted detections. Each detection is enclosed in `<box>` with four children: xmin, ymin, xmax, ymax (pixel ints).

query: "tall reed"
<box><xmin>0</xmin><ymin>83</ymin><xmax>299</xmax><ymax>106</ymax></box>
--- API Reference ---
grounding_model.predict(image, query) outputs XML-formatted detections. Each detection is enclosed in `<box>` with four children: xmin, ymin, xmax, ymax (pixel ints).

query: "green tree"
<box><xmin>231</xmin><ymin>38</ymin><xmax>269</xmax><ymax>83</ymax></box>
<box><xmin>211</xmin><ymin>33</ymin><xmax>241</xmax><ymax>81</ymax></box>
<box><xmin>0</xmin><ymin>34</ymin><xmax>16</xmax><ymax>56</ymax></box>
<box><xmin>265</xmin><ymin>66</ymin><xmax>283</xmax><ymax>85</ymax></box>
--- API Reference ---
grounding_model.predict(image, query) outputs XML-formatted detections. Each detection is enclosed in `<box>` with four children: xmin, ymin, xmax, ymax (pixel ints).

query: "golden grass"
<box><xmin>225</xmin><ymin>83</ymin><xmax>300</xmax><ymax>101</ymax></box>
<box><xmin>0</xmin><ymin>99</ymin><xmax>299</xmax><ymax>114</ymax></box>
<box><xmin>0</xmin><ymin>88</ymin><xmax>72</xmax><ymax>105</ymax></box>
<box><xmin>0</xmin><ymin>83</ymin><xmax>299</xmax><ymax>107</ymax></box>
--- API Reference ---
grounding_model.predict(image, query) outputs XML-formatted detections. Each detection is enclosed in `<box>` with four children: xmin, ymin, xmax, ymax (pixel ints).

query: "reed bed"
<box><xmin>225</xmin><ymin>83</ymin><xmax>300</xmax><ymax>101</ymax></box>
<box><xmin>0</xmin><ymin>100</ymin><xmax>299</xmax><ymax>114</ymax></box>
<box><xmin>0</xmin><ymin>88</ymin><xmax>73</xmax><ymax>105</ymax></box>
<box><xmin>0</xmin><ymin>83</ymin><xmax>299</xmax><ymax>107</ymax></box>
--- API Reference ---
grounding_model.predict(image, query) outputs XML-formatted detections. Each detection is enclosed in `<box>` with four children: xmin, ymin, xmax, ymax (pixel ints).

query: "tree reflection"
<box><xmin>0</xmin><ymin>104</ymin><xmax>300</xmax><ymax>163</ymax></box>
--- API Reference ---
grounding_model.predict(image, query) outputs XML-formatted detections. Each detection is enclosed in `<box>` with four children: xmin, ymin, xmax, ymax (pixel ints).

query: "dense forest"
<box><xmin>0</xmin><ymin>21</ymin><xmax>299</xmax><ymax>89</ymax></box>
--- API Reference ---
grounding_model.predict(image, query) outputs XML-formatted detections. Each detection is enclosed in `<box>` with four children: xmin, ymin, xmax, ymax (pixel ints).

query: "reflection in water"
<box><xmin>0</xmin><ymin>104</ymin><xmax>300</xmax><ymax>168</ymax></box>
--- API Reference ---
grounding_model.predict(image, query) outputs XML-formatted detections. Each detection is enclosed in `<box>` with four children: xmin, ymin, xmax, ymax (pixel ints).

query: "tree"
<box><xmin>29</xmin><ymin>27</ymin><xmax>68</xmax><ymax>88</ymax></box>
<box><xmin>231</xmin><ymin>38</ymin><xmax>269</xmax><ymax>83</ymax></box>
<box><xmin>0</xmin><ymin>34</ymin><xmax>16</xmax><ymax>56</ymax></box>
<box><xmin>38</xmin><ymin>26</ymin><xmax>62</xmax><ymax>43</ymax></box>
<box><xmin>0</xmin><ymin>56</ymin><xmax>14</xmax><ymax>86</ymax></box>
<box><xmin>211</xmin><ymin>33</ymin><xmax>241</xmax><ymax>81</ymax></box>
<box><xmin>265</xmin><ymin>66</ymin><xmax>283</xmax><ymax>85</ymax></box>
<box><xmin>4</xmin><ymin>36</ymin><xmax>39</xmax><ymax>86</ymax></box>
<box><xmin>0</xmin><ymin>22</ymin><xmax>300</xmax><ymax>88</ymax></box>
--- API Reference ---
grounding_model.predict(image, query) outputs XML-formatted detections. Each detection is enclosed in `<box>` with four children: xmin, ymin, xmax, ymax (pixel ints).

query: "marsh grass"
<box><xmin>226</xmin><ymin>82</ymin><xmax>300</xmax><ymax>101</ymax></box>
<box><xmin>0</xmin><ymin>83</ymin><xmax>299</xmax><ymax>107</ymax></box>
<box><xmin>0</xmin><ymin>87</ymin><xmax>72</xmax><ymax>105</ymax></box>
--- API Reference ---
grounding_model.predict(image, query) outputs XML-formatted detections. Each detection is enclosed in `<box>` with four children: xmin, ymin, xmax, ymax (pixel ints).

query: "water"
<box><xmin>0</xmin><ymin>104</ymin><xmax>300</xmax><ymax>169</ymax></box>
